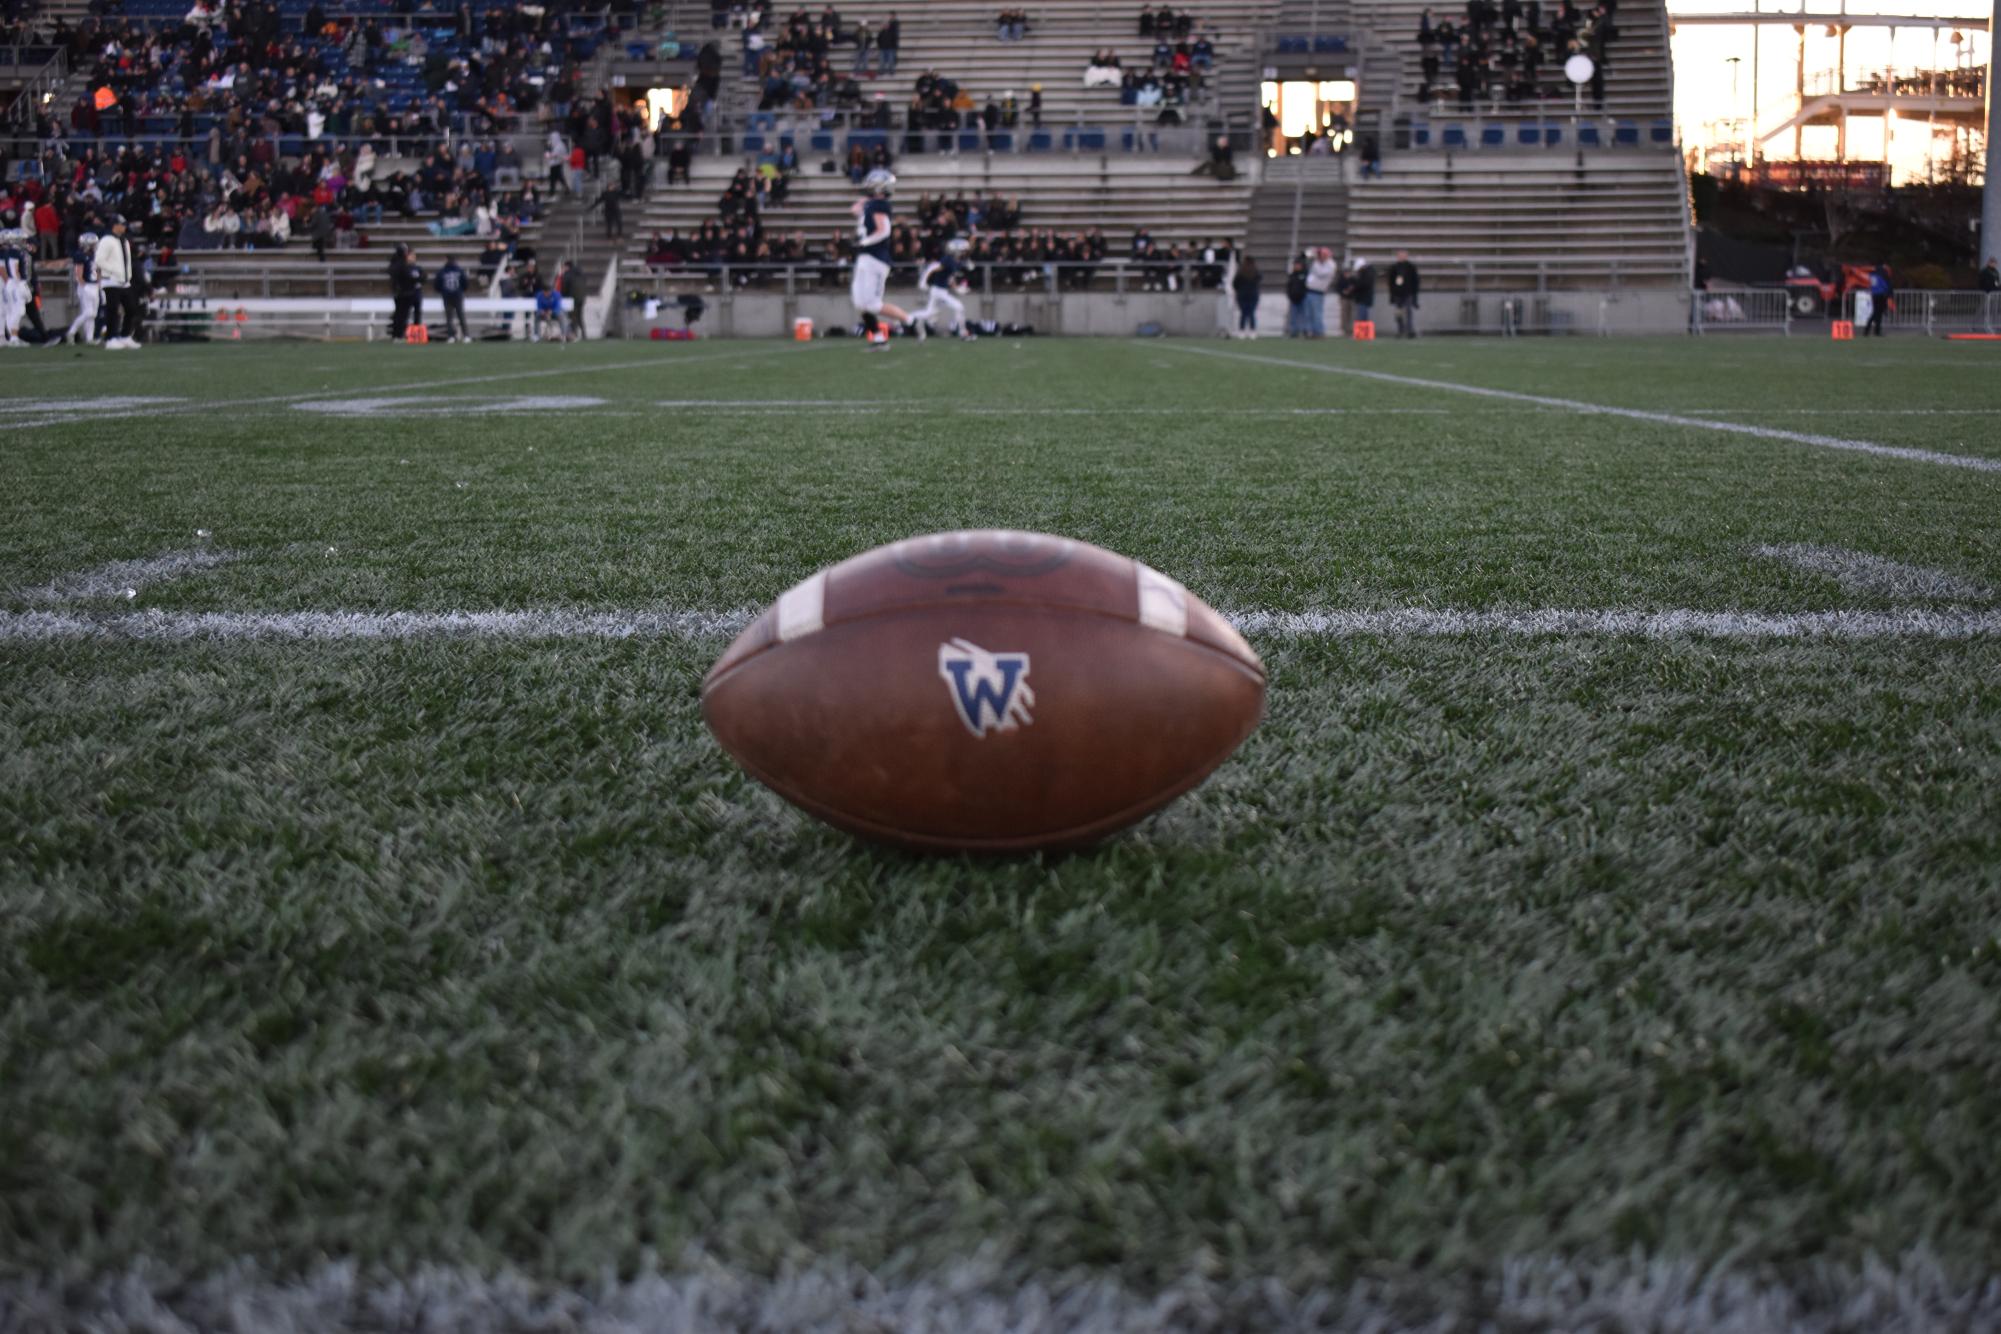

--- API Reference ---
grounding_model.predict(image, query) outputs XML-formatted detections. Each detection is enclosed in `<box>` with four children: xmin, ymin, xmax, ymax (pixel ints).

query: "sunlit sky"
<box><xmin>1668</xmin><ymin>0</ymin><xmax>1991</xmax><ymax>181</ymax></box>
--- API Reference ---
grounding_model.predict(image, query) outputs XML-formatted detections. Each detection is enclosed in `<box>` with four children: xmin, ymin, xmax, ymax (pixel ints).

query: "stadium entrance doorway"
<box><xmin>644</xmin><ymin>86</ymin><xmax>690</xmax><ymax>132</ymax></box>
<box><xmin>1261</xmin><ymin>78</ymin><xmax>1358</xmax><ymax>156</ymax></box>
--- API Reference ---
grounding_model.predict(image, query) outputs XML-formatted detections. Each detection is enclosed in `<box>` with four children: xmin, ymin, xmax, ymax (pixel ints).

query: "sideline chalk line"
<box><xmin>1161</xmin><ymin>343</ymin><xmax>2001</xmax><ymax>474</ymax></box>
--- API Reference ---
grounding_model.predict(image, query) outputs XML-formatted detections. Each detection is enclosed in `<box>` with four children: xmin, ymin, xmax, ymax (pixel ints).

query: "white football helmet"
<box><xmin>862</xmin><ymin>168</ymin><xmax>896</xmax><ymax>198</ymax></box>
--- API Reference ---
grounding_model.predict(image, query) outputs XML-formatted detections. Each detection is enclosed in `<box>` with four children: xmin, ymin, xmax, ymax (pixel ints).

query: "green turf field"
<box><xmin>2</xmin><ymin>336</ymin><xmax>1999</xmax><ymax>1330</ymax></box>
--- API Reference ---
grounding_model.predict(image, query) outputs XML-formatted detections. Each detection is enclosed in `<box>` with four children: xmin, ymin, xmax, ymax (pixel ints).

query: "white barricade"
<box><xmin>156</xmin><ymin>295</ymin><xmax>571</xmax><ymax>341</ymax></box>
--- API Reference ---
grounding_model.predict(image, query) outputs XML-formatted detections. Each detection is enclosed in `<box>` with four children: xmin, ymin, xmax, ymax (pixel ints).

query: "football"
<box><xmin>702</xmin><ymin>529</ymin><xmax>1266</xmax><ymax>852</ymax></box>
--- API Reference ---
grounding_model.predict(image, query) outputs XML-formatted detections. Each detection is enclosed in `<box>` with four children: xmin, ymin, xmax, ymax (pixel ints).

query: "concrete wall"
<box><xmin>618</xmin><ymin>287</ymin><xmax>1692</xmax><ymax>338</ymax></box>
<box><xmin>619</xmin><ymin>288</ymin><xmax>1243</xmax><ymax>339</ymax></box>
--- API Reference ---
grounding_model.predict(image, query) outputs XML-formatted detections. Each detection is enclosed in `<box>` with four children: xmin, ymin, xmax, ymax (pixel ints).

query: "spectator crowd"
<box><xmin>1415</xmin><ymin>0</ymin><xmax>1618</xmax><ymax>108</ymax></box>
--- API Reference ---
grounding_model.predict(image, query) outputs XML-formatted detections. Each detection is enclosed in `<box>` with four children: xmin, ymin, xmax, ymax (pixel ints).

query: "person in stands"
<box><xmin>1980</xmin><ymin>256</ymin><xmax>2001</xmax><ymax>293</ymax></box>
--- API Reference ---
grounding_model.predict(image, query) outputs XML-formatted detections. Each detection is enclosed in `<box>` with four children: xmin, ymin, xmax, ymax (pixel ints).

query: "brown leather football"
<box><xmin>702</xmin><ymin>530</ymin><xmax>1265</xmax><ymax>852</ymax></box>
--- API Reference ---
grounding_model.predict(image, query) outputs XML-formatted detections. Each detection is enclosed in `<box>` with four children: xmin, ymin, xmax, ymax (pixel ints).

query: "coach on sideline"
<box><xmin>93</xmin><ymin>217</ymin><xmax>144</xmax><ymax>350</ymax></box>
<box><xmin>389</xmin><ymin>243</ymin><xmax>424</xmax><ymax>340</ymax></box>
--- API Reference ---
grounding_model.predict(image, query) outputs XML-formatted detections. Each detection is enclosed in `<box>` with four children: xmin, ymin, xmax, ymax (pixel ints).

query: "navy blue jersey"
<box><xmin>72</xmin><ymin>245</ymin><xmax>95</xmax><ymax>283</ymax></box>
<box><xmin>435</xmin><ymin>263</ymin><xmax>466</xmax><ymax>295</ymax></box>
<box><xmin>857</xmin><ymin>197</ymin><xmax>893</xmax><ymax>263</ymax></box>
<box><xmin>927</xmin><ymin>256</ymin><xmax>962</xmax><ymax>289</ymax></box>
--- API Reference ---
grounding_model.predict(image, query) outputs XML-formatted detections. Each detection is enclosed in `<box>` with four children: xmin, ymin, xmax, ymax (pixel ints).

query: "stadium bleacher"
<box><xmin>1342</xmin><ymin>152</ymin><xmax>1689</xmax><ymax>290</ymax></box>
<box><xmin>624</xmin><ymin>154</ymin><xmax>1254</xmax><ymax>288</ymax></box>
<box><xmin>699</xmin><ymin>0</ymin><xmax>1280</xmax><ymax>135</ymax></box>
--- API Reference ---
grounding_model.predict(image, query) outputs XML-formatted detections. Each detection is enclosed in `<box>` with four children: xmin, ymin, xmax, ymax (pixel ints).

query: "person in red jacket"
<box><xmin>33</xmin><ymin>201</ymin><xmax>60</xmax><ymax>260</ymax></box>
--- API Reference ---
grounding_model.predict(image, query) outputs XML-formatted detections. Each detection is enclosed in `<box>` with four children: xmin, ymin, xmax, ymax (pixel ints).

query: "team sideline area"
<box><xmin>3</xmin><ymin>337</ymin><xmax>2000</xmax><ymax>1331</ymax></box>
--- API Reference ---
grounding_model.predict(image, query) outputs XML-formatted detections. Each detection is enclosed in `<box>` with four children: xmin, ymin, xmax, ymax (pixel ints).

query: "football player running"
<box><xmin>915</xmin><ymin>240</ymin><xmax>978</xmax><ymax>342</ymax></box>
<box><xmin>849</xmin><ymin>168</ymin><xmax>915</xmax><ymax>348</ymax></box>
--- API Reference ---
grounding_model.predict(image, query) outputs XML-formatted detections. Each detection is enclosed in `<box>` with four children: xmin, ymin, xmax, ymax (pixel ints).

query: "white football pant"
<box><xmin>67</xmin><ymin>282</ymin><xmax>100</xmax><ymax>342</ymax></box>
<box><xmin>0</xmin><ymin>278</ymin><xmax>25</xmax><ymax>339</ymax></box>
<box><xmin>850</xmin><ymin>253</ymin><xmax>890</xmax><ymax>315</ymax></box>
<box><xmin>917</xmin><ymin>285</ymin><xmax>966</xmax><ymax>333</ymax></box>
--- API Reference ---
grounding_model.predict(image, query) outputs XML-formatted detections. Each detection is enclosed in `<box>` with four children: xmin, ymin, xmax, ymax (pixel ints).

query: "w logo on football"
<box><xmin>938</xmin><ymin>638</ymin><xmax>1034</xmax><ymax>737</ymax></box>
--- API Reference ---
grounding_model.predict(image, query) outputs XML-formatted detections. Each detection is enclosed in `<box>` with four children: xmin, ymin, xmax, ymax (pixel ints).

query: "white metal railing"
<box><xmin>153</xmin><ymin>294</ymin><xmax>569</xmax><ymax>341</ymax></box>
<box><xmin>1690</xmin><ymin>287</ymin><xmax>2001</xmax><ymax>335</ymax></box>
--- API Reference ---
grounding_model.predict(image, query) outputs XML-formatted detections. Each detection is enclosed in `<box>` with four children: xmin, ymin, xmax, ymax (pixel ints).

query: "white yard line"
<box><xmin>1753</xmin><ymin>544</ymin><xmax>1992</xmax><ymax>601</ymax></box>
<box><xmin>6</xmin><ymin>604</ymin><xmax>2000</xmax><ymax>643</ymax></box>
<box><xmin>1229</xmin><ymin>607</ymin><xmax>2001</xmax><ymax>639</ymax></box>
<box><xmin>1690</xmin><ymin>408</ymin><xmax>2001</xmax><ymax>416</ymax></box>
<box><xmin>0</xmin><ymin>395</ymin><xmax>185</xmax><ymax>415</ymax></box>
<box><xmin>13</xmin><ymin>548</ymin><xmax>240</xmax><ymax>604</ymax></box>
<box><xmin>1160</xmin><ymin>344</ymin><xmax>2001</xmax><ymax>474</ymax></box>
<box><xmin>2</xmin><ymin>1253</ymin><xmax>1994</xmax><ymax>1334</ymax></box>
<box><xmin>651</xmin><ymin>403</ymin><xmax>1462</xmax><ymax>416</ymax></box>
<box><xmin>0</xmin><ymin>608</ymin><xmax>757</xmax><ymax>642</ymax></box>
<box><xmin>0</xmin><ymin>343</ymin><xmax>825</xmax><ymax>433</ymax></box>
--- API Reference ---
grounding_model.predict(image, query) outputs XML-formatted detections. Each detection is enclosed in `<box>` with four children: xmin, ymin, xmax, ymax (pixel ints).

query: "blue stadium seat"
<box><xmin>1614</xmin><ymin>121</ymin><xmax>1639</xmax><ymax>146</ymax></box>
<box><xmin>1442</xmin><ymin>125</ymin><xmax>1467</xmax><ymax>148</ymax></box>
<box><xmin>1480</xmin><ymin>125</ymin><xmax>1504</xmax><ymax>146</ymax></box>
<box><xmin>1312</xmin><ymin>34</ymin><xmax>1347</xmax><ymax>53</ymax></box>
<box><xmin>988</xmin><ymin>131</ymin><xmax>1014</xmax><ymax>151</ymax></box>
<box><xmin>1541</xmin><ymin>124</ymin><xmax>1563</xmax><ymax>146</ymax></box>
<box><xmin>810</xmin><ymin>132</ymin><xmax>834</xmax><ymax>152</ymax></box>
<box><xmin>1650</xmin><ymin>119</ymin><xmax>1674</xmax><ymax>144</ymax></box>
<box><xmin>741</xmin><ymin>132</ymin><xmax>764</xmax><ymax>152</ymax></box>
<box><xmin>1413</xmin><ymin>124</ymin><xmax>1432</xmax><ymax>146</ymax></box>
<box><xmin>959</xmin><ymin>131</ymin><xmax>983</xmax><ymax>151</ymax></box>
<box><xmin>1027</xmin><ymin>130</ymin><xmax>1054</xmax><ymax>151</ymax></box>
<box><xmin>1577</xmin><ymin>124</ymin><xmax>1602</xmax><ymax>146</ymax></box>
<box><xmin>1516</xmin><ymin>124</ymin><xmax>1540</xmax><ymax>146</ymax></box>
<box><xmin>1277</xmin><ymin>34</ymin><xmax>1307</xmax><ymax>53</ymax></box>
<box><xmin>1075</xmin><ymin>129</ymin><xmax>1106</xmax><ymax>151</ymax></box>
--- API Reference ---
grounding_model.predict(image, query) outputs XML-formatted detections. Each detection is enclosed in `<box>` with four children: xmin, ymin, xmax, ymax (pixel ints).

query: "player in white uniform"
<box><xmin>915</xmin><ymin>240</ymin><xmax>977</xmax><ymax>341</ymax></box>
<box><xmin>65</xmin><ymin>232</ymin><xmax>102</xmax><ymax>345</ymax></box>
<box><xmin>849</xmin><ymin>168</ymin><xmax>915</xmax><ymax>348</ymax></box>
<box><xmin>0</xmin><ymin>228</ymin><xmax>27</xmax><ymax>347</ymax></box>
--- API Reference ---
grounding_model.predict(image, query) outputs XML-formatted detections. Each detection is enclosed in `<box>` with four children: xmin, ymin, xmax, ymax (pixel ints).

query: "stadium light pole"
<box><xmin>1984</xmin><ymin>0</ymin><xmax>2001</xmax><ymax>259</ymax></box>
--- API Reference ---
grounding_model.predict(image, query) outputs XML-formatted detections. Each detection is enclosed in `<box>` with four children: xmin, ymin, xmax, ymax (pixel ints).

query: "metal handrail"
<box><xmin>2</xmin><ymin>46</ymin><xmax>68</xmax><ymax>131</ymax></box>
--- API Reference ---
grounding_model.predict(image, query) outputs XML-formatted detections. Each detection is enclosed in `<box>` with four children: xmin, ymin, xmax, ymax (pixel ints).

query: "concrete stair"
<box><xmin>1247</xmin><ymin>158</ymin><xmax>1347</xmax><ymax>269</ymax></box>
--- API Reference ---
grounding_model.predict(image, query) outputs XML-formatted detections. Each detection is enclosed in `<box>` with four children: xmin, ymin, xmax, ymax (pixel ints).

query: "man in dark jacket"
<box><xmin>1977</xmin><ymin>256</ymin><xmax>1998</xmax><ymax>293</ymax></box>
<box><xmin>310</xmin><ymin>205</ymin><xmax>335</xmax><ymax>262</ymax></box>
<box><xmin>1388</xmin><ymin>249</ymin><xmax>1420</xmax><ymax>338</ymax></box>
<box><xmin>389</xmin><ymin>242</ymin><xmax>424</xmax><ymax>339</ymax></box>
<box><xmin>877</xmin><ymin>14</ymin><xmax>899</xmax><ymax>74</ymax></box>
<box><xmin>1863</xmin><ymin>263</ymin><xmax>1892</xmax><ymax>336</ymax></box>
<box><xmin>558</xmin><ymin>260</ymin><xmax>586</xmax><ymax>340</ymax></box>
<box><xmin>435</xmin><ymin>254</ymin><xmax>469</xmax><ymax>342</ymax></box>
<box><xmin>1346</xmin><ymin>256</ymin><xmax>1376</xmax><ymax>329</ymax></box>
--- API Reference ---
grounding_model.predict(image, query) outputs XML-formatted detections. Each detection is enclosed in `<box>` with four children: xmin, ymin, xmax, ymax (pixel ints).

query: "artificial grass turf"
<box><xmin>2</xmin><ymin>337</ymin><xmax>1999</xmax><ymax>1313</ymax></box>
